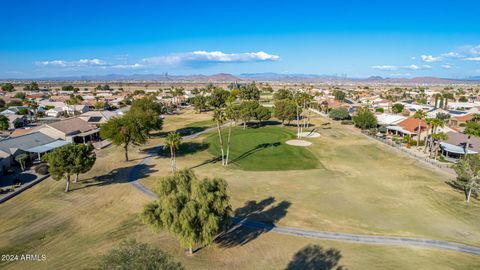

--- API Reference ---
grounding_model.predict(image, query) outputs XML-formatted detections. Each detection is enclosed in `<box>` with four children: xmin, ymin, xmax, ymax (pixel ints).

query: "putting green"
<box><xmin>204</xmin><ymin>126</ymin><xmax>320</xmax><ymax>171</ymax></box>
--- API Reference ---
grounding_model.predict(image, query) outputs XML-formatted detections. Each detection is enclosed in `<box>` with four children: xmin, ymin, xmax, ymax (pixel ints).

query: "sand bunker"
<box><xmin>297</xmin><ymin>132</ymin><xmax>320</xmax><ymax>138</ymax></box>
<box><xmin>286</xmin><ymin>139</ymin><xmax>312</xmax><ymax>147</ymax></box>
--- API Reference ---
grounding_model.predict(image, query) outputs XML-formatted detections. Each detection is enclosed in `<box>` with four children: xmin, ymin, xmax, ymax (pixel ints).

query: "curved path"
<box><xmin>127</xmin><ymin>126</ymin><xmax>480</xmax><ymax>257</ymax></box>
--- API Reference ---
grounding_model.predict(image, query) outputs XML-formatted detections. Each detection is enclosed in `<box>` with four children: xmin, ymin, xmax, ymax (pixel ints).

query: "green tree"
<box><xmin>100</xmin><ymin>114</ymin><xmax>148</xmax><ymax>161</ymax></box>
<box><xmin>254</xmin><ymin>106</ymin><xmax>271</xmax><ymax>126</ymax></box>
<box><xmin>213</xmin><ymin>109</ymin><xmax>226</xmax><ymax>165</ymax></box>
<box><xmin>352</xmin><ymin>107</ymin><xmax>377</xmax><ymax>129</ymax></box>
<box><xmin>42</xmin><ymin>144</ymin><xmax>77</xmax><ymax>192</ymax></box>
<box><xmin>452</xmin><ymin>156</ymin><xmax>480</xmax><ymax>203</ymax></box>
<box><xmin>413</xmin><ymin>109</ymin><xmax>427</xmax><ymax>147</ymax></box>
<box><xmin>15</xmin><ymin>153</ymin><xmax>28</xmax><ymax>171</ymax></box>
<box><xmin>13</xmin><ymin>92</ymin><xmax>26</xmax><ymax>100</ymax></box>
<box><xmin>274</xmin><ymin>99</ymin><xmax>297</xmax><ymax>126</ymax></box>
<box><xmin>463</xmin><ymin>122</ymin><xmax>480</xmax><ymax>158</ymax></box>
<box><xmin>208</xmin><ymin>88</ymin><xmax>230</xmax><ymax>108</ymax></box>
<box><xmin>239</xmin><ymin>101</ymin><xmax>259</xmax><ymax>129</ymax></box>
<box><xmin>391</xmin><ymin>103</ymin><xmax>405</xmax><ymax>114</ymax></box>
<box><xmin>431</xmin><ymin>132</ymin><xmax>448</xmax><ymax>160</ymax></box>
<box><xmin>238</xmin><ymin>82</ymin><xmax>260</xmax><ymax>101</ymax></box>
<box><xmin>0</xmin><ymin>115</ymin><xmax>9</xmax><ymax>130</ymax></box>
<box><xmin>190</xmin><ymin>95</ymin><xmax>208</xmax><ymax>113</ymax></box>
<box><xmin>141</xmin><ymin>169</ymin><xmax>232</xmax><ymax>255</ymax></box>
<box><xmin>459</xmin><ymin>96</ymin><xmax>468</xmax><ymax>102</ymax></box>
<box><xmin>23</xmin><ymin>81</ymin><xmax>39</xmax><ymax>91</ymax></box>
<box><xmin>163</xmin><ymin>131</ymin><xmax>182</xmax><ymax>172</ymax></box>
<box><xmin>328</xmin><ymin>107</ymin><xmax>349</xmax><ymax>120</ymax></box>
<box><xmin>72</xmin><ymin>144</ymin><xmax>96</xmax><ymax>182</ymax></box>
<box><xmin>333</xmin><ymin>90</ymin><xmax>346</xmax><ymax>101</ymax></box>
<box><xmin>273</xmin><ymin>89</ymin><xmax>293</xmax><ymax>101</ymax></box>
<box><xmin>1</xmin><ymin>83</ymin><xmax>15</xmax><ymax>92</ymax></box>
<box><xmin>99</xmin><ymin>239</ymin><xmax>184</xmax><ymax>270</ymax></box>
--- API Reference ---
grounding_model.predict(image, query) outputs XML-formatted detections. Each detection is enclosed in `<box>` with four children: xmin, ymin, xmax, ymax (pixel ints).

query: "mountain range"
<box><xmin>3</xmin><ymin>73</ymin><xmax>480</xmax><ymax>84</ymax></box>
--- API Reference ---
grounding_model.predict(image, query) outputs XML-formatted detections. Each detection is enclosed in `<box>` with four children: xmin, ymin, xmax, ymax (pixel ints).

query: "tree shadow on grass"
<box><xmin>154</xmin><ymin>126</ymin><xmax>211</xmax><ymax>138</ymax></box>
<box><xmin>229</xmin><ymin>142</ymin><xmax>281</xmax><ymax>164</ymax></box>
<box><xmin>285</xmin><ymin>244</ymin><xmax>346</xmax><ymax>270</ymax></box>
<box><xmin>142</xmin><ymin>142</ymin><xmax>209</xmax><ymax>158</ymax></box>
<box><xmin>445</xmin><ymin>180</ymin><xmax>478</xmax><ymax>201</ymax></box>
<box><xmin>76</xmin><ymin>164</ymin><xmax>157</xmax><ymax>190</ymax></box>
<box><xmin>215</xmin><ymin>197</ymin><xmax>291</xmax><ymax>248</ymax></box>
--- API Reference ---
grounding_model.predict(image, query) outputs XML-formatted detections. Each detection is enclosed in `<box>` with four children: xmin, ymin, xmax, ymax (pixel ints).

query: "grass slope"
<box><xmin>204</xmin><ymin>126</ymin><xmax>320</xmax><ymax>171</ymax></box>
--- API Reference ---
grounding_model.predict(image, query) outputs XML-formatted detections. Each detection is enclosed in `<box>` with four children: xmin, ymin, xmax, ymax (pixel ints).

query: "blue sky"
<box><xmin>1</xmin><ymin>0</ymin><xmax>480</xmax><ymax>79</ymax></box>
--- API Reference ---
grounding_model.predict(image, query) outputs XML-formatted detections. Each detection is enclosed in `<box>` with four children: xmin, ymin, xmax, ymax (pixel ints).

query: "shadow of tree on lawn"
<box><xmin>142</xmin><ymin>142</ymin><xmax>209</xmax><ymax>158</ymax></box>
<box><xmin>285</xmin><ymin>244</ymin><xmax>346</xmax><ymax>270</ymax></box>
<box><xmin>75</xmin><ymin>164</ymin><xmax>157</xmax><ymax>190</ymax></box>
<box><xmin>215</xmin><ymin>196</ymin><xmax>290</xmax><ymax>248</ymax></box>
<box><xmin>229</xmin><ymin>142</ymin><xmax>281</xmax><ymax>164</ymax></box>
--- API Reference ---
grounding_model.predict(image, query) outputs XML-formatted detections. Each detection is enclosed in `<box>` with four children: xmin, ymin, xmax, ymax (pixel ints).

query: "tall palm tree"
<box><xmin>225</xmin><ymin>105</ymin><xmax>239</xmax><ymax>166</ymax></box>
<box><xmin>427</xmin><ymin>118</ymin><xmax>444</xmax><ymax>157</ymax></box>
<box><xmin>213</xmin><ymin>109</ymin><xmax>226</xmax><ymax>165</ymax></box>
<box><xmin>431</xmin><ymin>132</ymin><xmax>448</xmax><ymax>160</ymax></box>
<box><xmin>413</xmin><ymin>109</ymin><xmax>427</xmax><ymax>147</ymax></box>
<box><xmin>163</xmin><ymin>131</ymin><xmax>182</xmax><ymax>172</ymax></box>
<box><xmin>463</xmin><ymin>122</ymin><xmax>480</xmax><ymax>158</ymax></box>
<box><xmin>423</xmin><ymin>118</ymin><xmax>435</xmax><ymax>154</ymax></box>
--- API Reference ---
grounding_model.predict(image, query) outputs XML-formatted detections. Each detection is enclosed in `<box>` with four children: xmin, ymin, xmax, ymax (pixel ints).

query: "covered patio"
<box><xmin>26</xmin><ymin>140</ymin><xmax>71</xmax><ymax>162</ymax></box>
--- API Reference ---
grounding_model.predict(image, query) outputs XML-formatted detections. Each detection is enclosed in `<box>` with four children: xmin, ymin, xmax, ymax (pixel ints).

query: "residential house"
<box><xmin>0</xmin><ymin>132</ymin><xmax>69</xmax><ymax>173</ymax></box>
<box><xmin>386</xmin><ymin>117</ymin><xmax>428</xmax><ymax>140</ymax></box>
<box><xmin>39</xmin><ymin>117</ymin><xmax>100</xmax><ymax>143</ymax></box>
<box><xmin>440</xmin><ymin>131</ymin><xmax>480</xmax><ymax>160</ymax></box>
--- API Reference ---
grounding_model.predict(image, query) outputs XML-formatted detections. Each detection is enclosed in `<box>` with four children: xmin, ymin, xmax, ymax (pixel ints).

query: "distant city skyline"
<box><xmin>1</xmin><ymin>0</ymin><xmax>480</xmax><ymax>79</ymax></box>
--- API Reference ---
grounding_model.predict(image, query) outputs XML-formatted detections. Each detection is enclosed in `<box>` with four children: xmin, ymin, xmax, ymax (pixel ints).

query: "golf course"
<box><xmin>1</xmin><ymin>108</ymin><xmax>479</xmax><ymax>269</ymax></box>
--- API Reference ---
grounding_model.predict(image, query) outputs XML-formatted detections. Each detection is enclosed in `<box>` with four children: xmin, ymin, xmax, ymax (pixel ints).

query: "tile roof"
<box><xmin>397</xmin><ymin>117</ymin><xmax>428</xmax><ymax>133</ymax></box>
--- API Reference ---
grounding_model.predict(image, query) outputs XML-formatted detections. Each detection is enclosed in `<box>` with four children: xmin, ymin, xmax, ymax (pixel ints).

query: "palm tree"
<box><xmin>413</xmin><ymin>109</ymin><xmax>427</xmax><ymax>147</ymax></box>
<box><xmin>225</xmin><ymin>105</ymin><xmax>239</xmax><ymax>166</ymax></box>
<box><xmin>213</xmin><ymin>109</ymin><xmax>226</xmax><ymax>165</ymax></box>
<box><xmin>428</xmin><ymin>118</ymin><xmax>445</xmax><ymax>157</ymax></box>
<box><xmin>463</xmin><ymin>122</ymin><xmax>480</xmax><ymax>158</ymax></box>
<box><xmin>163</xmin><ymin>131</ymin><xmax>182</xmax><ymax>172</ymax></box>
<box><xmin>431</xmin><ymin>132</ymin><xmax>448</xmax><ymax>160</ymax></box>
<box><xmin>423</xmin><ymin>118</ymin><xmax>434</xmax><ymax>154</ymax></box>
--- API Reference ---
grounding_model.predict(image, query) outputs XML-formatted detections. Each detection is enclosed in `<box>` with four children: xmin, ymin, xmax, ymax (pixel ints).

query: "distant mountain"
<box><xmin>3</xmin><ymin>72</ymin><xmax>480</xmax><ymax>84</ymax></box>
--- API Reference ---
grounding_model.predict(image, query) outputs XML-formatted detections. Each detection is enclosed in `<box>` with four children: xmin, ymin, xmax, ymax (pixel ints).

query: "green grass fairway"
<box><xmin>204</xmin><ymin>126</ymin><xmax>320</xmax><ymax>171</ymax></box>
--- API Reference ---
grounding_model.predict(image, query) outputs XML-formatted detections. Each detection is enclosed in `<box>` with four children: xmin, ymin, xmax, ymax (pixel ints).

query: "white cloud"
<box><xmin>441</xmin><ymin>64</ymin><xmax>452</xmax><ymax>69</ymax></box>
<box><xmin>420</xmin><ymin>55</ymin><xmax>441</xmax><ymax>62</ymax></box>
<box><xmin>36</xmin><ymin>58</ymin><xmax>107</xmax><ymax>68</ymax></box>
<box><xmin>371</xmin><ymin>64</ymin><xmax>431</xmax><ymax>71</ymax></box>
<box><xmin>142</xmin><ymin>51</ymin><xmax>280</xmax><ymax>66</ymax></box>
<box><xmin>371</xmin><ymin>65</ymin><xmax>398</xmax><ymax>71</ymax></box>
<box><xmin>464</xmin><ymin>57</ymin><xmax>480</xmax><ymax>62</ymax></box>
<box><xmin>411</xmin><ymin>56</ymin><xmax>416</xmax><ymax>60</ymax></box>
<box><xmin>441</xmin><ymin>52</ymin><xmax>463</xmax><ymax>58</ymax></box>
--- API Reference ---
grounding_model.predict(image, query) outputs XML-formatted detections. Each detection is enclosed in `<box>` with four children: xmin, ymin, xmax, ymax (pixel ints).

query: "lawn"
<box><xmin>1</xmin><ymin>109</ymin><xmax>480</xmax><ymax>269</ymax></box>
<box><xmin>204</xmin><ymin>126</ymin><xmax>320</xmax><ymax>171</ymax></box>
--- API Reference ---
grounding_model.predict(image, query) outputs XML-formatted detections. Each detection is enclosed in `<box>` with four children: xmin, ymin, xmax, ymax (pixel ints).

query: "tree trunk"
<box><xmin>124</xmin><ymin>144</ymin><xmax>129</xmax><ymax>161</ymax></box>
<box><xmin>466</xmin><ymin>187</ymin><xmax>472</xmax><ymax>203</ymax></box>
<box><xmin>189</xmin><ymin>245</ymin><xmax>193</xmax><ymax>255</ymax></box>
<box><xmin>243</xmin><ymin>121</ymin><xmax>246</xmax><ymax>129</ymax></box>
<box><xmin>296</xmin><ymin>106</ymin><xmax>300</xmax><ymax>138</ymax></box>
<box><xmin>423</xmin><ymin>126</ymin><xmax>431</xmax><ymax>153</ymax></box>
<box><xmin>417</xmin><ymin>122</ymin><xmax>422</xmax><ymax>147</ymax></box>
<box><xmin>65</xmin><ymin>175</ymin><xmax>71</xmax><ymax>192</ymax></box>
<box><xmin>74</xmin><ymin>173</ymin><xmax>79</xmax><ymax>183</ymax></box>
<box><xmin>226</xmin><ymin>124</ymin><xmax>232</xmax><ymax>165</ymax></box>
<box><xmin>217</xmin><ymin>122</ymin><xmax>225</xmax><ymax>165</ymax></box>
<box><xmin>464</xmin><ymin>137</ymin><xmax>471</xmax><ymax>159</ymax></box>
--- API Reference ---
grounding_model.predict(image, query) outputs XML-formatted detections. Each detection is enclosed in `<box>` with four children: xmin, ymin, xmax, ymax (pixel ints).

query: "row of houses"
<box><xmin>0</xmin><ymin>109</ymin><xmax>125</xmax><ymax>174</ymax></box>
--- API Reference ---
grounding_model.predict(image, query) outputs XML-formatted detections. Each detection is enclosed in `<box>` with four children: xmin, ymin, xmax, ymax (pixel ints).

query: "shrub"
<box><xmin>375</xmin><ymin>107</ymin><xmax>384</xmax><ymax>113</ymax></box>
<box><xmin>328</xmin><ymin>107</ymin><xmax>350</xmax><ymax>120</ymax></box>
<box><xmin>35</xmin><ymin>164</ymin><xmax>49</xmax><ymax>175</ymax></box>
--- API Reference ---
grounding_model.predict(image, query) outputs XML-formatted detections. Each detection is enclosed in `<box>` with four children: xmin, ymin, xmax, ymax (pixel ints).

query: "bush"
<box><xmin>340</xmin><ymin>120</ymin><xmax>354</xmax><ymax>125</ymax></box>
<box><xmin>328</xmin><ymin>107</ymin><xmax>350</xmax><ymax>120</ymax></box>
<box><xmin>34</xmin><ymin>164</ymin><xmax>49</xmax><ymax>175</ymax></box>
<box><xmin>375</xmin><ymin>107</ymin><xmax>384</xmax><ymax>113</ymax></box>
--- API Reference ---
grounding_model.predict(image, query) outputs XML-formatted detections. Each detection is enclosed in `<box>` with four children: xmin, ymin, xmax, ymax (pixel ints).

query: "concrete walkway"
<box><xmin>127</xmin><ymin>121</ymin><xmax>480</xmax><ymax>257</ymax></box>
